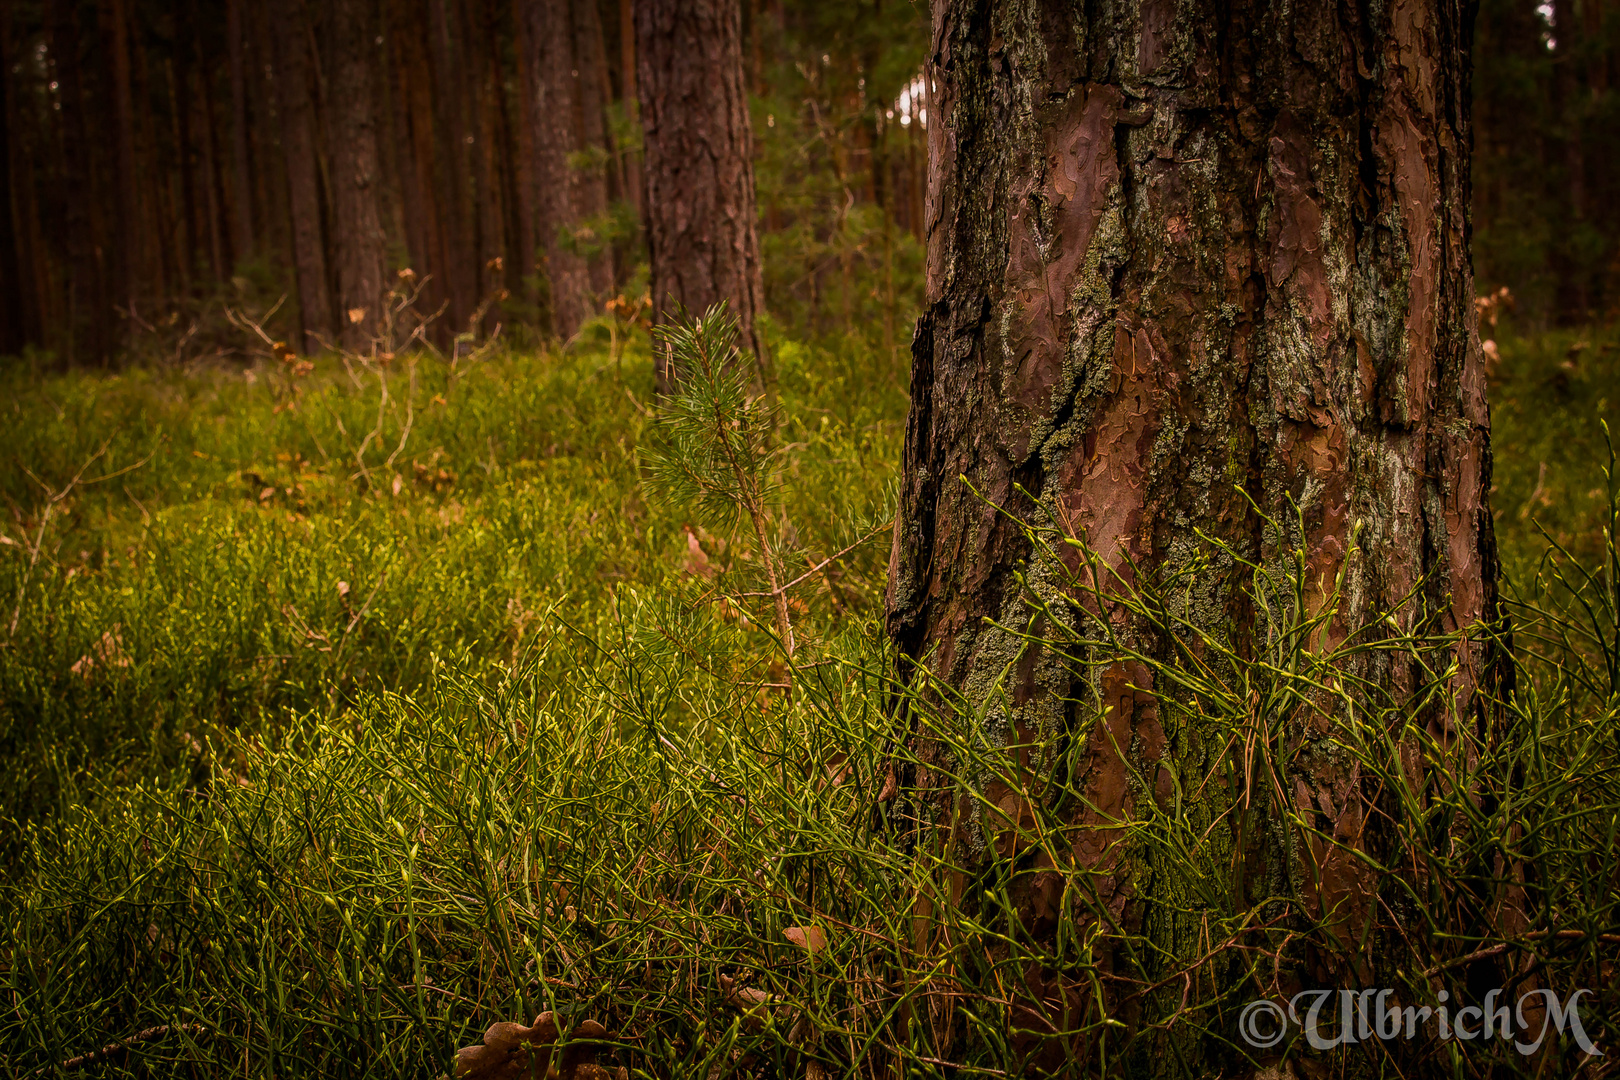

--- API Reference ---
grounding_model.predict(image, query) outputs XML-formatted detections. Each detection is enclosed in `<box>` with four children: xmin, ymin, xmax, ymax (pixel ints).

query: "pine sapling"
<box><xmin>640</xmin><ymin>304</ymin><xmax>796</xmax><ymax>660</ymax></box>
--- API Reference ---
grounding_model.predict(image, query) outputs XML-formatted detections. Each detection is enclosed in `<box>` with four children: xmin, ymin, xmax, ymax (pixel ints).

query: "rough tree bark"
<box><xmin>271</xmin><ymin>0</ymin><xmax>334</xmax><ymax>353</ymax></box>
<box><xmin>635</xmin><ymin>0</ymin><xmax>767</xmax><ymax>391</ymax></box>
<box><xmin>887</xmin><ymin>0</ymin><xmax>1502</xmax><ymax>1067</ymax></box>
<box><xmin>528</xmin><ymin>0</ymin><xmax>594</xmax><ymax>339</ymax></box>
<box><xmin>330</xmin><ymin>0</ymin><xmax>389</xmax><ymax>348</ymax></box>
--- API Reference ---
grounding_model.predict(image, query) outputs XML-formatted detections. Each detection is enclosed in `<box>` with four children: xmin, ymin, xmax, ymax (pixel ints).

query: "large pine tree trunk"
<box><xmin>272</xmin><ymin>0</ymin><xmax>334</xmax><ymax>353</ymax></box>
<box><xmin>887</xmin><ymin>0</ymin><xmax>1502</xmax><ymax>1065</ymax></box>
<box><xmin>330</xmin><ymin>0</ymin><xmax>389</xmax><ymax>348</ymax></box>
<box><xmin>635</xmin><ymin>0</ymin><xmax>767</xmax><ymax>390</ymax></box>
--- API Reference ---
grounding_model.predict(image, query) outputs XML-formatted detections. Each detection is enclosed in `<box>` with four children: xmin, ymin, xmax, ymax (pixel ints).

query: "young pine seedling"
<box><xmin>640</xmin><ymin>304</ymin><xmax>797</xmax><ymax>661</ymax></box>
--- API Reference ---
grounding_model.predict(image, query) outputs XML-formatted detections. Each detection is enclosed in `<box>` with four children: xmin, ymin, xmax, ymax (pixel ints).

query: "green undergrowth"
<box><xmin>0</xmin><ymin>322</ymin><xmax>1616</xmax><ymax>1077</ymax></box>
<box><xmin>0</xmin><ymin>332</ymin><xmax>903</xmax><ymax>840</ymax></box>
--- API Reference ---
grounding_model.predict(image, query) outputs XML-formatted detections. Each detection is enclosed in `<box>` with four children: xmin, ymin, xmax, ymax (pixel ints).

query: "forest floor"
<box><xmin>0</xmin><ymin>324</ymin><xmax>1615</xmax><ymax>1077</ymax></box>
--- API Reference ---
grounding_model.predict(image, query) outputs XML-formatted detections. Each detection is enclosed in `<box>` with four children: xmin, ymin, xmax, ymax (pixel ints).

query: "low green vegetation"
<box><xmin>0</xmin><ymin>320</ymin><xmax>1615</xmax><ymax>1077</ymax></box>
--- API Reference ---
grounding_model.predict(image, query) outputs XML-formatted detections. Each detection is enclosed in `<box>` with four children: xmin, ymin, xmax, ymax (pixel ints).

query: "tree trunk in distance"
<box><xmin>0</xmin><ymin>2</ymin><xmax>24</xmax><ymax>356</ymax></box>
<box><xmin>172</xmin><ymin>11</ymin><xmax>202</xmax><ymax>290</ymax></box>
<box><xmin>428</xmin><ymin>0</ymin><xmax>477</xmax><ymax>329</ymax></box>
<box><xmin>887</xmin><ymin>0</ymin><xmax>1503</xmax><ymax>1066</ymax></box>
<box><xmin>510</xmin><ymin>0</ymin><xmax>540</xmax><ymax>308</ymax></box>
<box><xmin>226</xmin><ymin>0</ymin><xmax>255</xmax><ymax>265</ymax></box>
<box><xmin>528</xmin><ymin>0</ymin><xmax>593</xmax><ymax>339</ymax></box>
<box><xmin>272</xmin><ymin>0</ymin><xmax>334</xmax><ymax>352</ymax></box>
<box><xmin>1551</xmin><ymin>0</ymin><xmax>1589</xmax><ymax>322</ymax></box>
<box><xmin>103</xmin><ymin>0</ymin><xmax>139</xmax><ymax>342</ymax></box>
<box><xmin>635</xmin><ymin>0</ymin><xmax>767</xmax><ymax>391</ymax></box>
<box><xmin>618</xmin><ymin>0</ymin><xmax>642</xmax><ymax>221</ymax></box>
<box><xmin>572</xmin><ymin>0</ymin><xmax>614</xmax><ymax>296</ymax></box>
<box><xmin>49</xmin><ymin>0</ymin><xmax>112</xmax><ymax>364</ymax></box>
<box><xmin>330</xmin><ymin>0</ymin><xmax>389</xmax><ymax>349</ymax></box>
<box><xmin>196</xmin><ymin>32</ymin><xmax>231</xmax><ymax>280</ymax></box>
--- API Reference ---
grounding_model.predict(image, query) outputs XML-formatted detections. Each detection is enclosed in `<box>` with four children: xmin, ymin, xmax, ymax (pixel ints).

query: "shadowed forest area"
<box><xmin>1</xmin><ymin>1</ymin><xmax>1619</xmax><ymax>1078</ymax></box>
<box><xmin>0</xmin><ymin>0</ymin><xmax>928</xmax><ymax>365</ymax></box>
<box><xmin>0</xmin><ymin>0</ymin><xmax>1613</xmax><ymax>366</ymax></box>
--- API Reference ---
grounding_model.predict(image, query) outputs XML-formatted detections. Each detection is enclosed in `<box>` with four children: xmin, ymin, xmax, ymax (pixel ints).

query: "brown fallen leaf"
<box><xmin>682</xmin><ymin>528</ymin><xmax>717</xmax><ymax>579</ymax></box>
<box><xmin>784</xmin><ymin>925</ymin><xmax>828</xmax><ymax>955</ymax></box>
<box><xmin>454</xmin><ymin>1011</ymin><xmax>615</xmax><ymax>1080</ymax></box>
<box><xmin>70</xmin><ymin>626</ymin><xmax>131</xmax><ymax>679</ymax></box>
<box><xmin>718</xmin><ymin>974</ymin><xmax>774</xmax><ymax>1031</ymax></box>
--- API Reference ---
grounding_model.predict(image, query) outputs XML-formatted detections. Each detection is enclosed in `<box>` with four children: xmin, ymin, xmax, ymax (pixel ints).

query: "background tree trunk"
<box><xmin>887</xmin><ymin>0</ymin><xmax>1502</xmax><ymax>1064</ymax></box>
<box><xmin>102</xmin><ymin>0</ymin><xmax>138</xmax><ymax>330</ymax></box>
<box><xmin>572</xmin><ymin>0</ymin><xmax>614</xmax><ymax>296</ymax></box>
<box><xmin>635</xmin><ymin>0</ymin><xmax>767</xmax><ymax>390</ymax></box>
<box><xmin>329</xmin><ymin>0</ymin><xmax>389</xmax><ymax>348</ymax></box>
<box><xmin>48</xmin><ymin>0</ymin><xmax>112</xmax><ymax>364</ymax></box>
<box><xmin>0</xmin><ymin>1</ymin><xmax>25</xmax><ymax>357</ymax></box>
<box><xmin>528</xmin><ymin>0</ymin><xmax>593</xmax><ymax>339</ymax></box>
<box><xmin>617</xmin><ymin>0</ymin><xmax>642</xmax><ymax>220</ymax></box>
<box><xmin>226</xmin><ymin>0</ymin><xmax>255</xmax><ymax>266</ymax></box>
<box><xmin>428</xmin><ymin>0</ymin><xmax>477</xmax><ymax>330</ymax></box>
<box><xmin>272</xmin><ymin>0</ymin><xmax>334</xmax><ymax>352</ymax></box>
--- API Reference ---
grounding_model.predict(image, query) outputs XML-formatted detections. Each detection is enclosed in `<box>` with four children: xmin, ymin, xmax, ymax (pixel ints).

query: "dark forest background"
<box><xmin>0</xmin><ymin>0</ymin><xmax>928</xmax><ymax>367</ymax></box>
<box><xmin>0</xmin><ymin>0</ymin><xmax>1611</xmax><ymax>368</ymax></box>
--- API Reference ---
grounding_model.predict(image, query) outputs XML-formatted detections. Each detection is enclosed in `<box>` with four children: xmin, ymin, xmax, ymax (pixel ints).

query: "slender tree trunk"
<box><xmin>572</xmin><ymin>0</ymin><xmax>613</xmax><ymax>295</ymax></box>
<box><xmin>172</xmin><ymin>25</ymin><xmax>202</xmax><ymax>290</ymax></box>
<box><xmin>329</xmin><ymin>0</ymin><xmax>389</xmax><ymax>348</ymax></box>
<box><xmin>273</xmin><ymin>0</ymin><xmax>334</xmax><ymax>351</ymax></box>
<box><xmin>464</xmin><ymin>0</ymin><xmax>506</xmax><ymax>327</ymax></box>
<box><xmin>129</xmin><ymin>22</ymin><xmax>176</xmax><ymax>306</ymax></box>
<box><xmin>226</xmin><ymin>0</ymin><xmax>255</xmax><ymax>264</ymax></box>
<box><xmin>391</xmin><ymin>0</ymin><xmax>454</xmax><ymax>345</ymax></box>
<box><xmin>887</xmin><ymin>0</ymin><xmax>1503</xmax><ymax>1068</ymax></box>
<box><xmin>49</xmin><ymin>0</ymin><xmax>111</xmax><ymax>363</ymax></box>
<box><xmin>103</xmin><ymin>0</ymin><xmax>138</xmax><ymax>341</ymax></box>
<box><xmin>528</xmin><ymin>0</ymin><xmax>592</xmax><ymax>339</ymax></box>
<box><xmin>1552</xmin><ymin>0</ymin><xmax>1589</xmax><ymax>323</ymax></box>
<box><xmin>635</xmin><ymin>0</ymin><xmax>767</xmax><ymax>390</ymax></box>
<box><xmin>429</xmin><ymin>0</ymin><xmax>477</xmax><ymax>329</ymax></box>
<box><xmin>510</xmin><ymin>0</ymin><xmax>540</xmax><ymax>309</ymax></box>
<box><xmin>248</xmin><ymin>0</ymin><xmax>287</xmax><ymax>266</ymax></box>
<box><xmin>197</xmin><ymin>39</ymin><xmax>232</xmax><ymax>279</ymax></box>
<box><xmin>618</xmin><ymin>0</ymin><xmax>642</xmax><ymax>220</ymax></box>
<box><xmin>0</xmin><ymin>0</ymin><xmax>25</xmax><ymax>356</ymax></box>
